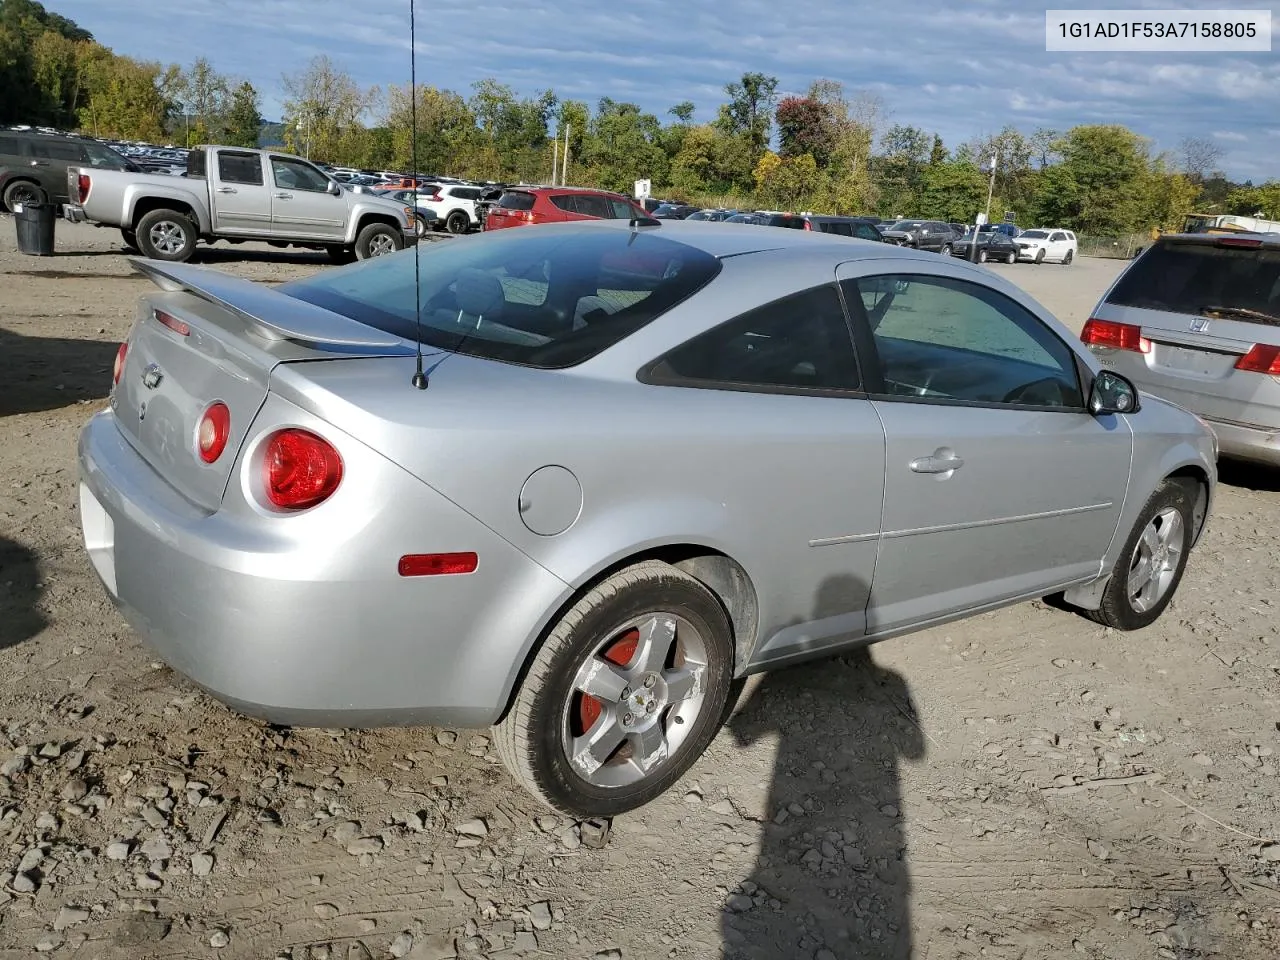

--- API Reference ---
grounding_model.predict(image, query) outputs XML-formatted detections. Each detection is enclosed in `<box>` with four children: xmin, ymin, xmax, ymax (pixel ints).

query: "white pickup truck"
<box><xmin>64</xmin><ymin>144</ymin><xmax>417</xmax><ymax>264</ymax></box>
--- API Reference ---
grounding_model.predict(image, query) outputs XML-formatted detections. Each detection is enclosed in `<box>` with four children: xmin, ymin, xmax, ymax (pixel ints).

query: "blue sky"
<box><xmin>56</xmin><ymin>0</ymin><xmax>1280</xmax><ymax>180</ymax></box>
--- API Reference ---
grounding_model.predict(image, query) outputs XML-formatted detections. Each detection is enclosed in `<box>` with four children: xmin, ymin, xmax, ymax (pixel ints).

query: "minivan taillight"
<box><xmin>264</xmin><ymin>428</ymin><xmax>343</xmax><ymax>510</ymax></box>
<box><xmin>1081</xmin><ymin>318</ymin><xmax>1151</xmax><ymax>353</ymax></box>
<box><xmin>77</xmin><ymin>174</ymin><xmax>91</xmax><ymax>203</ymax></box>
<box><xmin>1235</xmin><ymin>343</ymin><xmax>1280</xmax><ymax>375</ymax></box>
<box><xmin>112</xmin><ymin>342</ymin><xmax>128</xmax><ymax>385</ymax></box>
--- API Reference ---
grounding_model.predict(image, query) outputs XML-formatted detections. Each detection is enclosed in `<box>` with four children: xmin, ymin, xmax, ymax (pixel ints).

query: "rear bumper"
<box><xmin>63</xmin><ymin>204</ymin><xmax>87</xmax><ymax>223</ymax></box>
<box><xmin>1199</xmin><ymin>415</ymin><xmax>1280</xmax><ymax>466</ymax></box>
<box><xmin>77</xmin><ymin>409</ymin><xmax>570</xmax><ymax>728</ymax></box>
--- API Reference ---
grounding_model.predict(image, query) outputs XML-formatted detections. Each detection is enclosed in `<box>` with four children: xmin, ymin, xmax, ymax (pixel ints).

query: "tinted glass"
<box><xmin>575</xmin><ymin>195</ymin><xmax>612</xmax><ymax>218</ymax></box>
<box><xmin>187</xmin><ymin>150</ymin><xmax>207</xmax><ymax>178</ymax></box>
<box><xmin>217</xmin><ymin>152</ymin><xmax>264</xmax><ymax>185</ymax></box>
<box><xmin>647</xmin><ymin>285</ymin><xmax>860</xmax><ymax>392</ymax></box>
<box><xmin>280</xmin><ymin>228</ymin><xmax>722</xmax><ymax>368</ymax></box>
<box><xmin>1020</xmin><ymin>229</ymin><xmax>1049</xmax><ymax>239</ymax></box>
<box><xmin>850</xmin><ymin>275</ymin><xmax>1082</xmax><ymax>408</ymax></box>
<box><xmin>854</xmin><ymin>224</ymin><xmax>881</xmax><ymax>241</ymax></box>
<box><xmin>0</xmin><ymin>136</ymin><xmax>21</xmax><ymax>156</ymax></box>
<box><xmin>1106</xmin><ymin>241</ymin><xmax>1280</xmax><ymax>323</ymax></box>
<box><xmin>451</xmin><ymin>187</ymin><xmax>481</xmax><ymax>199</ymax></box>
<box><xmin>685</xmin><ymin>210</ymin><xmax>713</xmax><ymax>221</ymax></box>
<box><xmin>550</xmin><ymin>195</ymin><xmax>579</xmax><ymax>213</ymax></box>
<box><xmin>497</xmin><ymin>191</ymin><xmax>535</xmax><ymax>210</ymax></box>
<box><xmin>608</xmin><ymin>199</ymin><xmax>637</xmax><ymax>218</ymax></box>
<box><xmin>271</xmin><ymin>156</ymin><xmax>330</xmax><ymax>191</ymax></box>
<box><xmin>80</xmin><ymin>142</ymin><xmax>131</xmax><ymax>169</ymax></box>
<box><xmin>887</xmin><ymin>221</ymin><xmax>922</xmax><ymax>231</ymax></box>
<box><xmin>31</xmin><ymin>139</ymin><xmax>85</xmax><ymax>161</ymax></box>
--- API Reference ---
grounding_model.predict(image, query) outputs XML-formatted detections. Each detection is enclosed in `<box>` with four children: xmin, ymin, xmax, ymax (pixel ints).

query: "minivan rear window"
<box><xmin>278</xmin><ymin>227</ymin><xmax>723</xmax><ymax>368</ymax></box>
<box><xmin>497</xmin><ymin>191</ymin><xmax>535</xmax><ymax>210</ymax></box>
<box><xmin>1106</xmin><ymin>240</ymin><xmax>1280</xmax><ymax>324</ymax></box>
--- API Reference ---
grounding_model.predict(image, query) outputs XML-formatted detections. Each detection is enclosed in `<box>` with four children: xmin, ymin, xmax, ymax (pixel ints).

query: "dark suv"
<box><xmin>804</xmin><ymin>215</ymin><xmax>884</xmax><ymax>241</ymax></box>
<box><xmin>879</xmin><ymin>219</ymin><xmax>961</xmax><ymax>253</ymax></box>
<box><xmin>0</xmin><ymin>129</ymin><xmax>139</xmax><ymax>211</ymax></box>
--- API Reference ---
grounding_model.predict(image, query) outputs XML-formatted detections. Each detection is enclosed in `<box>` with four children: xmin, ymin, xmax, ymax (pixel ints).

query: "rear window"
<box><xmin>278</xmin><ymin>228</ymin><xmax>723</xmax><ymax>368</ymax></box>
<box><xmin>497</xmin><ymin>191</ymin><xmax>535</xmax><ymax>211</ymax></box>
<box><xmin>0</xmin><ymin>135</ymin><xmax>22</xmax><ymax>156</ymax></box>
<box><xmin>1107</xmin><ymin>240</ymin><xmax>1280</xmax><ymax>324</ymax></box>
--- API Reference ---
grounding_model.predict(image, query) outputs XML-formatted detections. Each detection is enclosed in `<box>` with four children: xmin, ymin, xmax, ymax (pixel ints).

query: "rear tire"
<box><xmin>121</xmin><ymin>228</ymin><xmax>138</xmax><ymax>251</ymax></box>
<box><xmin>3</xmin><ymin>180</ymin><xmax>45</xmax><ymax>211</ymax></box>
<box><xmin>445</xmin><ymin>210</ymin><xmax>470</xmax><ymax>234</ymax></box>
<box><xmin>1035</xmin><ymin>249</ymin><xmax>1045</xmax><ymax>264</ymax></box>
<box><xmin>1063</xmin><ymin>250</ymin><xmax>1074</xmax><ymax>265</ymax></box>
<box><xmin>354</xmin><ymin>222</ymin><xmax>402</xmax><ymax>260</ymax></box>
<box><xmin>939</xmin><ymin>244</ymin><xmax>952</xmax><ymax>257</ymax></box>
<box><xmin>135</xmin><ymin>208</ymin><xmax>197</xmax><ymax>262</ymax></box>
<box><xmin>1005</xmin><ymin>250</ymin><xmax>1016</xmax><ymax>264</ymax></box>
<box><xmin>494</xmin><ymin>560</ymin><xmax>735</xmax><ymax>818</ymax></box>
<box><xmin>326</xmin><ymin>245</ymin><xmax>356</xmax><ymax>265</ymax></box>
<box><xmin>1087</xmin><ymin>480</ymin><xmax>1196</xmax><ymax>631</ymax></box>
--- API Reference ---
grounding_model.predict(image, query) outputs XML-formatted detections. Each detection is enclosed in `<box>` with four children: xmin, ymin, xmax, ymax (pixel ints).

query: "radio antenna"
<box><xmin>408</xmin><ymin>0</ymin><xmax>428</xmax><ymax>389</ymax></box>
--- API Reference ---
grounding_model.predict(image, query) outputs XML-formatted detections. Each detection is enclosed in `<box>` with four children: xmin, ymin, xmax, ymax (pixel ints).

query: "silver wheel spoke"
<box><xmin>1129</xmin><ymin>556</ymin><xmax>1153</xmax><ymax>591</ymax></box>
<box><xmin>572</xmin><ymin>657</ymin><xmax>629</xmax><ymax>702</ymax></box>
<box><xmin>629</xmin><ymin>723</ymin><xmax>669</xmax><ymax>773</ymax></box>
<box><xmin>633</xmin><ymin>615</ymin><xmax>677</xmax><ymax>674</ymax></box>
<box><xmin>569</xmin><ymin>713</ymin><xmax>626</xmax><ymax>777</ymax></box>
<box><xmin>664</xmin><ymin>665</ymin><xmax>703</xmax><ymax>702</ymax></box>
<box><xmin>1141</xmin><ymin>523</ymin><xmax>1160</xmax><ymax>555</ymax></box>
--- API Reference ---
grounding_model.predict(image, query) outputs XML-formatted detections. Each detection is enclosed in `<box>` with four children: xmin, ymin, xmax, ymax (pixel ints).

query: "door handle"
<box><xmin>275</xmin><ymin>192</ymin><xmax>293</xmax><ymax>199</ymax></box>
<box><xmin>216</xmin><ymin>186</ymin><xmax>236</xmax><ymax>194</ymax></box>
<box><xmin>30</xmin><ymin>160</ymin><xmax>48</xmax><ymax>167</ymax></box>
<box><xmin>909</xmin><ymin>451</ymin><xmax>965</xmax><ymax>475</ymax></box>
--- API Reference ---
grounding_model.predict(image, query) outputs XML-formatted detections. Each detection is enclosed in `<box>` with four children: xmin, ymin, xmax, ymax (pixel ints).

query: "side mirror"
<box><xmin>1089</xmin><ymin>371</ymin><xmax>1140</xmax><ymax>415</ymax></box>
<box><xmin>328</xmin><ymin>181</ymin><xmax>342</xmax><ymax>195</ymax></box>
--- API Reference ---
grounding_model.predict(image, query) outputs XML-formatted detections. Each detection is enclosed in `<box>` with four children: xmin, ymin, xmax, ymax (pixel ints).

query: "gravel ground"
<box><xmin>2</xmin><ymin>219</ymin><xmax>1280</xmax><ymax>960</ymax></box>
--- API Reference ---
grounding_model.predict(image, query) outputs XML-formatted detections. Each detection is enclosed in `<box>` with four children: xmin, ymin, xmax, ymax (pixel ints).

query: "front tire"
<box><xmin>1005</xmin><ymin>250</ymin><xmax>1016</xmax><ymax>264</ymax></box>
<box><xmin>940</xmin><ymin>244</ymin><xmax>952</xmax><ymax>257</ymax></box>
<box><xmin>354</xmin><ymin>222</ymin><xmax>402</xmax><ymax>260</ymax></box>
<box><xmin>445</xmin><ymin>210</ymin><xmax>470</xmax><ymax>234</ymax></box>
<box><xmin>494</xmin><ymin>560</ymin><xmax>735</xmax><ymax>818</ymax></box>
<box><xmin>1088</xmin><ymin>479</ymin><xmax>1196</xmax><ymax>630</ymax></box>
<box><xmin>1035</xmin><ymin>249</ymin><xmax>1045</xmax><ymax>264</ymax></box>
<box><xmin>135</xmin><ymin>209</ymin><xmax>197</xmax><ymax>262</ymax></box>
<box><xmin>978</xmin><ymin>249</ymin><xmax>988</xmax><ymax>263</ymax></box>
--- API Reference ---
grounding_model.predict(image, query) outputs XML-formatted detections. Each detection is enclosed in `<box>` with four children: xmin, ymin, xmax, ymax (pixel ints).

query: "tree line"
<box><xmin>4</xmin><ymin>0</ymin><xmax>1276</xmax><ymax>236</ymax></box>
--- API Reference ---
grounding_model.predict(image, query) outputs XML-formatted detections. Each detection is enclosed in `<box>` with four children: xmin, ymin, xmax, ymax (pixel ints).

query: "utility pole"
<box><xmin>561</xmin><ymin>123</ymin><xmax>570</xmax><ymax>186</ymax></box>
<box><xmin>551</xmin><ymin>130</ymin><xmax>559</xmax><ymax>186</ymax></box>
<box><xmin>984</xmin><ymin>150</ymin><xmax>998</xmax><ymax>222</ymax></box>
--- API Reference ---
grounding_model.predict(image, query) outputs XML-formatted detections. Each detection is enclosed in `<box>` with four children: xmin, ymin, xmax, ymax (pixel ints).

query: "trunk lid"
<box><xmin>112</xmin><ymin>259</ymin><xmax>413</xmax><ymax>511</ymax></box>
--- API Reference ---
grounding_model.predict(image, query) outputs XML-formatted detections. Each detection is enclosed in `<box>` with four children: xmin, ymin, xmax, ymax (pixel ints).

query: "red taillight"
<box><xmin>154</xmin><ymin>308</ymin><xmax>190</xmax><ymax>336</ymax></box>
<box><xmin>1235</xmin><ymin>343</ymin><xmax>1280</xmax><ymax>375</ymax></box>
<box><xmin>112</xmin><ymin>342</ymin><xmax>128</xmax><ymax>385</ymax></box>
<box><xmin>77</xmin><ymin>173</ymin><xmax>90</xmax><ymax>203</ymax></box>
<box><xmin>1081</xmin><ymin>318</ymin><xmax>1151</xmax><ymax>353</ymax></box>
<box><xmin>398</xmin><ymin>552</ymin><xmax>478</xmax><ymax>577</ymax></box>
<box><xmin>263</xmin><ymin>428</ymin><xmax>343</xmax><ymax>510</ymax></box>
<box><xmin>196</xmin><ymin>401</ymin><xmax>231</xmax><ymax>464</ymax></box>
<box><xmin>1216</xmin><ymin>236</ymin><xmax>1263</xmax><ymax>248</ymax></box>
<box><xmin>803</xmin><ymin>220</ymin><xmax>812</xmax><ymax>230</ymax></box>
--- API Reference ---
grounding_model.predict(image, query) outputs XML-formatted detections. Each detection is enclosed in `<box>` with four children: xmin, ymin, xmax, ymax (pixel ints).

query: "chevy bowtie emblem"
<box><xmin>1189</xmin><ymin>317</ymin><xmax>1210</xmax><ymax>333</ymax></box>
<box><xmin>141</xmin><ymin>363</ymin><xmax>163</xmax><ymax>389</ymax></box>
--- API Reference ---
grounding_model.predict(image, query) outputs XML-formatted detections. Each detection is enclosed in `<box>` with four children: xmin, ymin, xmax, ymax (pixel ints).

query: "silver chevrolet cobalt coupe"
<box><xmin>79</xmin><ymin>220</ymin><xmax>1216</xmax><ymax>816</ymax></box>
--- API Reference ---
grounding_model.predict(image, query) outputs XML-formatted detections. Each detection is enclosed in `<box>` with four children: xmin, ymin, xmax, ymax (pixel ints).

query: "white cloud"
<box><xmin>51</xmin><ymin>0</ymin><xmax>1280</xmax><ymax>179</ymax></box>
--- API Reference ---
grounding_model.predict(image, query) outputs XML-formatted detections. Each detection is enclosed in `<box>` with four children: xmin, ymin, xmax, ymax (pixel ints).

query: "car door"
<box><xmin>640</xmin><ymin>281</ymin><xmax>886</xmax><ymax>669</ymax></box>
<box><xmin>209</xmin><ymin>150</ymin><xmax>274</xmax><ymax>235</ymax></box>
<box><xmin>1047</xmin><ymin>231</ymin><xmax>1070</xmax><ymax>261</ymax></box>
<box><xmin>837</xmin><ymin>262</ymin><xmax>1132</xmax><ymax>634</ymax></box>
<box><xmin>268</xmin><ymin>155</ymin><xmax>346</xmax><ymax>239</ymax></box>
<box><xmin>27</xmin><ymin>137</ymin><xmax>87</xmax><ymax>201</ymax></box>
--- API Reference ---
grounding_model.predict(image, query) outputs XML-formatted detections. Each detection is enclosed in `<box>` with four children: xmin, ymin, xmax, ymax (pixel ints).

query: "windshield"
<box><xmin>278</xmin><ymin>228</ymin><xmax>722</xmax><ymax>368</ymax></box>
<box><xmin>1106</xmin><ymin>240</ymin><xmax>1280</xmax><ymax>322</ymax></box>
<box><xmin>1019</xmin><ymin>230</ymin><xmax>1049</xmax><ymax>239</ymax></box>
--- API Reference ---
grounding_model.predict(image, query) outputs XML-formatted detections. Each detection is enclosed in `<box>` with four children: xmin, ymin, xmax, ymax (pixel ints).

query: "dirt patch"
<box><xmin>0</xmin><ymin>221</ymin><xmax>1278</xmax><ymax>959</ymax></box>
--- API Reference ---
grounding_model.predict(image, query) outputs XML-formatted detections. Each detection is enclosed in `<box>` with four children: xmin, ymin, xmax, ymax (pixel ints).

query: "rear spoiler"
<box><xmin>129</xmin><ymin>258</ymin><xmax>410</xmax><ymax>350</ymax></box>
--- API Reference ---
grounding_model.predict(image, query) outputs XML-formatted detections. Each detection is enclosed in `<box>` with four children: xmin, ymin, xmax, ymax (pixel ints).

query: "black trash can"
<box><xmin>14</xmin><ymin>202</ymin><xmax>56</xmax><ymax>256</ymax></box>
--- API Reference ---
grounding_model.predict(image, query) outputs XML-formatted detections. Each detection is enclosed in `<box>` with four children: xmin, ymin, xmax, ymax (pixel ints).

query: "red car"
<box><xmin>483</xmin><ymin>187</ymin><xmax>649</xmax><ymax>230</ymax></box>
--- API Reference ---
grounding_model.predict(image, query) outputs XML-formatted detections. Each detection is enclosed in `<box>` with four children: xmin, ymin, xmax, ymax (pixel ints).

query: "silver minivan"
<box><xmin>1082</xmin><ymin>232</ymin><xmax>1280</xmax><ymax>466</ymax></box>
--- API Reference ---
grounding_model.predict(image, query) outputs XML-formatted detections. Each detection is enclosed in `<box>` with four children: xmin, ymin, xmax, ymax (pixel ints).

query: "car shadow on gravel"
<box><xmin>0</xmin><ymin>536</ymin><xmax>46</xmax><ymax>648</ymax></box>
<box><xmin>1217</xmin><ymin>457</ymin><xmax>1280</xmax><ymax>493</ymax></box>
<box><xmin>0</xmin><ymin>327</ymin><xmax>118</xmax><ymax>416</ymax></box>
<box><xmin>723</xmin><ymin>577</ymin><xmax>925</xmax><ymax>960</ymax></box>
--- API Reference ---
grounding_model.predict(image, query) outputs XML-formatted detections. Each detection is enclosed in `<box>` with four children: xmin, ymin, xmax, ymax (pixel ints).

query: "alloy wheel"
<box><xmin>148</xmin><ymin>220</ymin><xmax>187</xmax><ymax>256</ymax></box>
<box><xmin>1127</xmin><ymin>507</ymin><xmax>1184</xmax><ymax>613</ymax></box>
<box><xmin>560</xmin><ymin>613</ymin><xmax>709</xmax><ymax>789</ymax></box>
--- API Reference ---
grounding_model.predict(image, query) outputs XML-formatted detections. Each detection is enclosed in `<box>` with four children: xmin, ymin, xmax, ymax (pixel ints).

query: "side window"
<box><xmin>608</xmin><ymin>199</ymin><xmax>636</xmax><ymax>218</ymax></box>
<box><xmin>1050</xmin><ymin>231</ymin><xmax>1066</xmax><ymax>242</ymax></box>
<box><xmin>217</xmin><ymin>151</ymin><xmax>264</xmax><ymax>185</ymax></box>
<box><xmin>270</xmin><ymin>156</ymin><xmax>330</xmax><ymax>192</ymax></box>
<box><xmin>854</xmin><ymin>224</ymin><xmax>880</xmax><ymax>241</ymax></box>
<box><xmin>0</xmin><ymin>136</ymin><xmax>25</xmax><ymax>156</ymax></box>
<box><xmin>644</xmin><ymin>285</ymin><xmax>861</xmax><ymax>392</ymax></box>
<box><xmin>31</xmin><ymin>139</ymin><xmax>85</xmax><ymax>161</ymax></box>
<box><xmin>550</xmin><ymin>195</ymin><xmax>579</xmax><ymax>214</ymax></box>
<box><xmin>848</xmin><ymin>274</ymin><xmax>1083</xmax><ymax>409</ymax></box>
<box><xmin>575</xmin><ymin>195</ymin><xmax>611</xmax><ymax>218</ymax></box>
